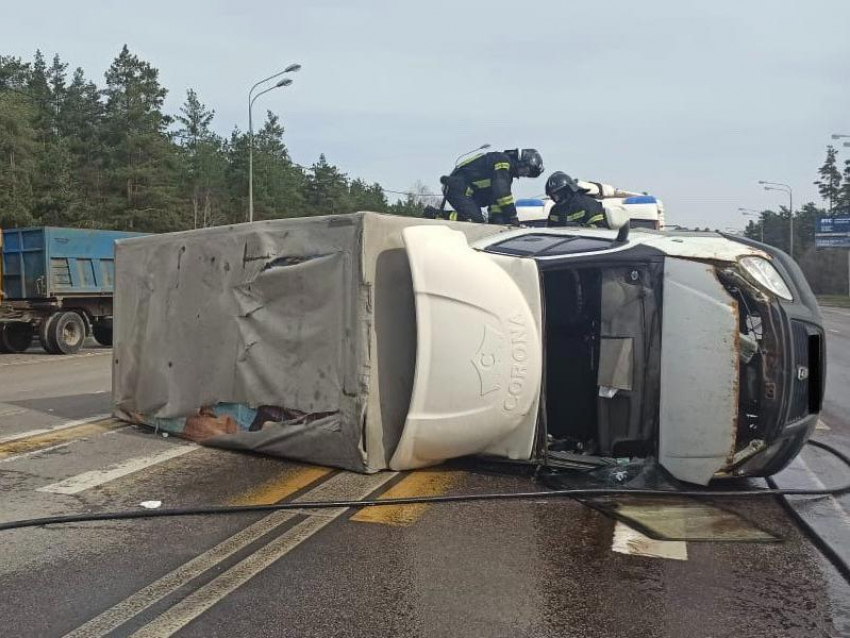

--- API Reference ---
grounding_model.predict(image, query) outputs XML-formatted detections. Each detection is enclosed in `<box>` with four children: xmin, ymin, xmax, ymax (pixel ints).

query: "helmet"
<box><xmin>545</xmin><ymin>171</ymin><xmax>582</xmax><ymax>202</ymax></box>
<box><xmin>516</xmin><ymin>148</ymin><xmax>544</xmax><ymax>178</ymax></box>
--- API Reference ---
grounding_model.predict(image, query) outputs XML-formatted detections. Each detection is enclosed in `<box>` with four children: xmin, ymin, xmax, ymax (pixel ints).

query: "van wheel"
<box><xmin>0</xmin><ymin>322</ymin><xmax>34</xmax><ymax>353</ymax></box>
<box><xmin>49</xmin><ymin>312</ymin><xmax>86</xmax><ymax>355</ymax></box>
<box><xmin>38</xmin><ymin>313</ymin><xmax>62</xmax><ymax>354</ymax></box>
<box><xmin>92</xmin><ymin>324</ymin><xmax>113</xmax><ymax>347</ymax></box>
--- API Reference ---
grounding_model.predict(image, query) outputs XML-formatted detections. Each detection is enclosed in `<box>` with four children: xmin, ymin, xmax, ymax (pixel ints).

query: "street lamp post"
<box><xmin>758</xmin><ymin>181</ymin><xmax>793</xmax><ymax>259</ymax></box>
<box><xmin>248</xmin><ymin>64</ymin><xmax>301</xmax><ymax>223</ymax></box>
<box><xmin>738</xmin><ymin>207</ymin><xmax>764</xmax><ymax>243</ymax></box>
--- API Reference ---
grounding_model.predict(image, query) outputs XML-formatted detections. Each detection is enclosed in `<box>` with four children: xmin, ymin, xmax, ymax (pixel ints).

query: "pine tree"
<box><xmin>27</xmin><ymin>52</ymin><xmax>75</xmax><ymax>226</ymax></box>
<box><xmin>57</xmin><ymin>67</ymin><xmax>105</xmax><ymax>225</ymax></box>
<box><xmin>252</xmin><ymin>111</ymin><xmax>305</xmax><ymax>219</ymax></box>
<box><xmin>839</xmin><ymin>159</ymin><xmax>850</xmax><ymax>216</ymax></box>
<box><xmin>175</xmin><ymin>89</ymin><xmax>225</xmax><ymax>228</ymax></box>
<box><xmin>101</xmin><ymin>45</ymin><xmax>179</xmax><ymax>232</ymax></box>
<box><xmin>224</xmin><ymin>127</ymin><xmax>250</xmax><ymax>223</ymax></box>
<box><xmin>304</xmin><ymin>153</ymin><xmax>349</xmax><ymax>215</ymax></box>
<box><xmin>793</xmin><ymin>202</ymin><xmax>823</xmax><ymax>255</ymax></box>
<box><xmin>759</xmin><ymin>209</ymin><xmax>787</xmax><ymax>251</ymax></box>
<box><xmin>814</xmin><ymin>145</ymin><xmax>842</xmax><ymax>214</ymax></box>
<box><xmin>0</xmin><ymin>92</ymin><xmax>38</xmax><ymax>227</ymax></box>
<box><xmin>0</xmin><ymin>55</ymin><xmax>30</xmax><ymax>90</ymax></box>
<box><xmin>348</xmin><ymin>178</ymin><xmax>388</xmax><ymax>212</ymax></box>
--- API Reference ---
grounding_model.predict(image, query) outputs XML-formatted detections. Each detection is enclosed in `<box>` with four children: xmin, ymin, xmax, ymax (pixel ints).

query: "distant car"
<box><xmin>391</xmin><ymin>208</ymin><xmax>825</xmax><ymax>484</ymax></box>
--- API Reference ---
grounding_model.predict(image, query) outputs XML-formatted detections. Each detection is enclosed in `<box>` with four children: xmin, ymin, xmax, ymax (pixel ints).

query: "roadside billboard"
<box><xmin>816</xmin><ymin>216</ymin><xmax>850</xmax><ymax>248</ymax></box>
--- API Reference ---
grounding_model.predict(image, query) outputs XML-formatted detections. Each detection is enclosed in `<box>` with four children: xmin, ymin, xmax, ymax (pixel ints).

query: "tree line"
<box><xmin>0</xmin><ymin>46</ymin><xmax>426</xmax><ymax>233</ymax></box>
<box><xmin>1</xmin><ymin>47</ymin><xmax>847</xmax><ymax>293</ymax></box>
<box><xmin>739</xmin><ymin>146</ymin><xmax>850</xmax><ymax>295</ymax></box>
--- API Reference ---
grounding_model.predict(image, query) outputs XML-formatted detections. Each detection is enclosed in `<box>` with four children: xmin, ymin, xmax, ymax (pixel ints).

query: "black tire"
<box><xmin>38</xmin><ymin>313</ymin><xmax>62</xmax><ymax>354</ymax></box>
<box><xmin>0</xmin><ymin>322</ymin><xmax>34</xmax><ymax>353</ymax></box>
<box><xmin>92</xmin><ymin>324</ymin><xmax>113</xmax><ymax>347</ymax></box>
<box><xmin>0</xmin><ymin>326</ymin><xmax>9</xmax><ymax>353</ymax></box>
<box><xmin>49</xmin><ymin>311</ymin><xmax>86</xmax><ymax>355</ymax></box>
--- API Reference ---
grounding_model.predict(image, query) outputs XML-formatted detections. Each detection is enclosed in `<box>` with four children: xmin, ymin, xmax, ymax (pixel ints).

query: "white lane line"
<box><xmin>61</xmin><ymin>511</ymin><xmax>302</xmax><ymax>638</ymax></box>
<box><xmin>128</xmin><ymin>472</ymin><xmax>396</xmax><ymax>638</ymax></box>
<box><xmin>37</xmin><ymin>446</ymin><xmax>197</xmax><ymax>495</ymax></box>
<box><xmin>816</xmin><ymin>420</ymin><xmax>831</xmax><ymax>431</ymax></box>
<box><xmin>828</xmin><ymin>329</ymin><xmax>842</xmax><ymax>335</ymax></box>
<box><xmin>611</xmin><ymin>521</ymin><xmax>688</xmax><ymax>561</ymax></box>
<box><xmin>0</xmin><ymin>350</ymin><xmax>111</xmax><ymax>367</ymax></box>
<box><xmin>0</xmin><ymin>414</ymin><xmax>111</xmax><ymax>444</ymax></box>
<box><xmin>797</xmin><ymin>456</ymin><xmax>850</xmax><ymax>524</ymax></box>
<box><xmin>0</xmin><ymin>441</ymin><xmax>76</xmax><ymax>465</ymax></box>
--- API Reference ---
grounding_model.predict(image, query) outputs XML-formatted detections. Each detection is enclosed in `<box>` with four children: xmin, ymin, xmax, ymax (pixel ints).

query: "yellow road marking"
<box><xmin>227</xmin><ymin>465</ymin><xmax>332</xmax><ymax>506</ymax></box>
<box><xmin>350</xmin><ymin>469</ymin><xmax>463</xmax><ymax>526</ymax></box>
<box><xmin>0</xmin><ymin>418</ymin><xmax>124</xmax><ymax>460</ymax></box>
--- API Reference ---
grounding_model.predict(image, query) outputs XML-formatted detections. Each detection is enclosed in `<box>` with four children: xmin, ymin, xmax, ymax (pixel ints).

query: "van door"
<box><xmin>659</xmin><ymin>258</ymin><xmax>739</xmax><ymax>484</ymax></box>
<box><xmin>389</xmin><ymin>226</ymin><xmax>543</xmax><ymax>470</ymax></box>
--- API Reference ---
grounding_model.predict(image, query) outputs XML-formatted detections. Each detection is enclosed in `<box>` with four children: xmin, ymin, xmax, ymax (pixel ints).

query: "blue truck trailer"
<box><xmin>0</xmin><ymin>227</ymin><xmax>143</xmax><ymax>354</ymax></box>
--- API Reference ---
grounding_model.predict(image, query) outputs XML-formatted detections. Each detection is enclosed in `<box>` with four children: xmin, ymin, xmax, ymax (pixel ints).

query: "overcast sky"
<box><xmin>6</xmin><ymin>0</ymin><xmax>850</xmax><ymax>229</ymax></box>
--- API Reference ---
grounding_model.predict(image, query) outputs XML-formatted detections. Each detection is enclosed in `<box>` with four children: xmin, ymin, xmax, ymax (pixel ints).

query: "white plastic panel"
<box><xmin>389</xmin><ymin>226</ymin><xmax>542</xmax><ymax>470</ymax></box>
<box><xmin>659</xmin><ymin>258</ymin><xmax>738</xmax><ymax>485</ymax></box>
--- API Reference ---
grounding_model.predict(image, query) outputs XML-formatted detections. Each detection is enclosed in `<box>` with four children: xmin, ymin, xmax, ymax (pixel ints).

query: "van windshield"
<box><xmin>486</xmin><ymin>233</ymin><xmax>614</xmax><ymax>257</ymax></box>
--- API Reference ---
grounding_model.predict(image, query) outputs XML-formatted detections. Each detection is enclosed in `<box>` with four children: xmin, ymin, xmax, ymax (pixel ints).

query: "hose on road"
<box><xmin>766</xmin><ymin>439</ymin><xmax>850</xmax><ymax>584</ymax></box>
<box><xmin>0</xmin><ymin>439</ymin><xmax>848</xmax><ymax>534</ymax></box>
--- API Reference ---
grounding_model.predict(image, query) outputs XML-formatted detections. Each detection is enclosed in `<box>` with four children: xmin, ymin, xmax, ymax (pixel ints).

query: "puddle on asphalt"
<box><xmin>584</xmin><ymin>496</ymin><xmax>781</xmax><ymax>542</ymax></box>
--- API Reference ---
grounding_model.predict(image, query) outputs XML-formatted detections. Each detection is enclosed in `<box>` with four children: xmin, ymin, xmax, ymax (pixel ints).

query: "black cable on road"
<box><xmin>1</xmin><ymin>439</ymin><xmax>848</xmax><ymax>534</ymax></box>
<box><xmin>766</xmin><ymin>439</ymin><xmax>850</xmax><ymax>585</ymax></box>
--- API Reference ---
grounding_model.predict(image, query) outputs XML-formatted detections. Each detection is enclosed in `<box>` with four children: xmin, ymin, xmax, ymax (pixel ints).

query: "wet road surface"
<box><xmin>1</xmin><ymin>318</ymin><xmax>849</xmax><ymax>637</ymax></box>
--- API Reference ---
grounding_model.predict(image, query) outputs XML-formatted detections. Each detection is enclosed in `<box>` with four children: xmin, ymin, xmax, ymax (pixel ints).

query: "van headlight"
<box><xmin>739</xmin><ymin>256</ymin><xmax>793</xmax><ymax>301</ymax></box>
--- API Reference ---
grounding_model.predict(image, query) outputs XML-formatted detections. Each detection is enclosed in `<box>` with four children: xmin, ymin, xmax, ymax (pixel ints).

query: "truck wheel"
<box><xmin>38</xmin><ymin>313</ymin><xmax>62</xmax><ymax>354</ymax></box>
<box><xmin>49</xmin><ymin>312</ymin><xmax>86</xmax><ymax>355</ymax></box>
<box><xmin>92</xmin><ymin>324</ymin><xmax>113</xmax><ymax>347</ymax></box>
<box><xmin>0</xmin><ymin>322</ymin><xmax>34</xmax><ymax>353</ymax></box>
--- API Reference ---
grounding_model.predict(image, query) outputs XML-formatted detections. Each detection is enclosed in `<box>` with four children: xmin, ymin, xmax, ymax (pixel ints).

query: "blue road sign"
<box><xmin>816</xmin><ymin>216</ymin><xmax>850</xmax><ymax>248</ymax></box>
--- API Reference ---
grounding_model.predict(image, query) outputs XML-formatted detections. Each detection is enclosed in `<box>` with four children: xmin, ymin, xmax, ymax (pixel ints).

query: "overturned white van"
<box><xmin>113</xmin><ymin>212</ymin><xmax>824</xmax><ymax>484</ymax></box>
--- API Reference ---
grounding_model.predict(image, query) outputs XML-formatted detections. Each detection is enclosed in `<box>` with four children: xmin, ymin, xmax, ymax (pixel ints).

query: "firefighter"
<box><xmin>546</xmin><ymin>171</ymin><xmax>609</xmax><ymax>228</ymax></box>
<box><xmin>437</xmin><ymin>148</ymin><xmax>544</xmax><ymax>225</ymax></box>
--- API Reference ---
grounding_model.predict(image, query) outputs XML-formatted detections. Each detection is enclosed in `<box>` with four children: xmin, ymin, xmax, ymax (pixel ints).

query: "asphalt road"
<box><xmin>0</xmin><ymin>320</ymin><xmax>849</xmax><ymax>638</ymax></box>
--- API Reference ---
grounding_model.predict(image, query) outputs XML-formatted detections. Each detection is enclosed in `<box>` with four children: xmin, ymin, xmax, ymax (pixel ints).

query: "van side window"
<box><xmin>486</xmin><ymin>234</ymin><xmax>614</xmax><ymax>257</ymax></box>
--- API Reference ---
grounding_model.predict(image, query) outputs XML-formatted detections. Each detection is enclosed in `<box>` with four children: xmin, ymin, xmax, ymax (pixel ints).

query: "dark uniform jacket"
<box><xmin>446</xmin><ymin>151</ymin><xmax>518</xmax><ymax>222</ymax></box>
<box><xmin>548</xmin><ymin>192</ymin><xmax>608</xmax><ymax>228</ymax></box>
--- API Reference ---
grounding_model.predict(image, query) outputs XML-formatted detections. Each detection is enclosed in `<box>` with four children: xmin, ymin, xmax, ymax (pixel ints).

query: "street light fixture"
<box><xmin>738</xmin><ymin>207</ymin><xmax>764</xmax><ymax>242</ymax></box>
<box><xmin>758</xmin><ymin>180</ymin><xmax>794</xmax><ymax>259</ymax></box>
<box><xmin>248</xmin><ymin>64</ymin><xmax>302</xmax><ymax>222</ymax></box>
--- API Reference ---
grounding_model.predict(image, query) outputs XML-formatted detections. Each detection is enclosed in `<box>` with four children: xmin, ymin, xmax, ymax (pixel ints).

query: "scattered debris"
<box><xmin>611</xmin><ymin>521</ymin><xmax>688</xmax><ymax>561</ymax></box>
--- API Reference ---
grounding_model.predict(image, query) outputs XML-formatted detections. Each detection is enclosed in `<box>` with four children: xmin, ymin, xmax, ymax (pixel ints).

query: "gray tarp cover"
<box><xmin>112</xmin><ymin>212</ymin><xmax>502</xmax><ymax>472</ymax></box>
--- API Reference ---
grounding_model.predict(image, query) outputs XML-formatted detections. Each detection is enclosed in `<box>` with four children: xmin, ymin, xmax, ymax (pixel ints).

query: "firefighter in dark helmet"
<box><xmin>546</xmin><ymin>171</ymin><xmax>609</xmax><ymax>228</ymax></box>
<box><xmin>434</xmin><ymin>148</ymin><xmax>544</xmax><ymax>225</ymax></box>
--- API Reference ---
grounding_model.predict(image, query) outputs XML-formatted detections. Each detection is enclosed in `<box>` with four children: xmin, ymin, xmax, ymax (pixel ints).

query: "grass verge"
<box><xmin>818</xmin><ymin>295</ymin><xmax>850</xmax><ymax>308</ymax></box>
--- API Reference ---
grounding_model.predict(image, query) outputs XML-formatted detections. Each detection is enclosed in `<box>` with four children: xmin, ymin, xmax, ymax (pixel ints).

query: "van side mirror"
<box><xmin>615</xmin><ymin>220</ymin><xmax>630</xmax><ymax>244</ymax></box>
<box><xmin>604</xmin><ymin>204</ymin><xmax>630</xmax><ymax>230</ymax></box>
